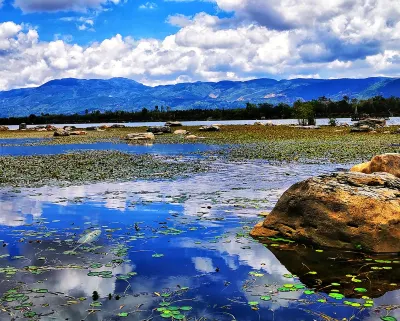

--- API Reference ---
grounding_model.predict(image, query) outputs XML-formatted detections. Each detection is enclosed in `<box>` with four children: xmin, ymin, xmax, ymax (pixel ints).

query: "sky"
<box><xmin>0</xmin><ymin>0</ymin><xmax>399</xmax><ymax>90</ymax></box>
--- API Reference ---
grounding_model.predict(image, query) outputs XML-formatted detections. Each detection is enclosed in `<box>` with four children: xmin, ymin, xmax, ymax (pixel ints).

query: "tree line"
<box><xmin>0</xmin><ymin>95</ymin><xmax>398</xmax><ymax>125</ymax></box>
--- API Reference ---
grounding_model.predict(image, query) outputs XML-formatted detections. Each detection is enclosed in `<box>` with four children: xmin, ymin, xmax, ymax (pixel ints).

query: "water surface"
<box><xmin>0</xmin><ymin>149</ymin><xmax>398</xmax><ymax>320</ymax></box>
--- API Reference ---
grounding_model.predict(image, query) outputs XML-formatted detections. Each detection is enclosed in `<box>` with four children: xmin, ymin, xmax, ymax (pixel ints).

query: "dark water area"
<box><xmin>0</xmin><ymin>144</ymin><xmax>398</xmax><ymax>320</ymax></box>
<box><xmin>0</xmin><ymin>141</ymin><xmax>220</xmax><ymax>157</ymax></box>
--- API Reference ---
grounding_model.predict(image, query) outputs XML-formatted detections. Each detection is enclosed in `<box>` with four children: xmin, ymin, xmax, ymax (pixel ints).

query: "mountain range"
<box><xmin>0</xmin><ymin>77</ymin><xmax>400</xmax><ymax>117</ymax></box>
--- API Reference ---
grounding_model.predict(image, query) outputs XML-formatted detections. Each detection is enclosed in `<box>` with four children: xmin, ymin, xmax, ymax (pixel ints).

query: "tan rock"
<box><xmin>350</xmin><ymin>153</ymin><xmax>400</xmax><ymax>178</ymax></box>
<box><xmin>251</xmin><ymin>172</ymin><xmax>400</xmax><ymax>253</ymax></box>
<box><xmin>185</xmin><ymin>135</ymin><xmax>198</xmax><ymax>139</ymax></box>
<box><xmin>125</xmin><ymin>132</ymin><xmax>155</xmax><ymax>141</ymax></box>
<box><xmin>70</xmin><ymin>131</ymin><xmax>87</xmax><ymax>136</ymax></box>
<box><xmin>174</xmin><ymin>130</ymin><xmax>189</xmax><ymax>135</ymax></box>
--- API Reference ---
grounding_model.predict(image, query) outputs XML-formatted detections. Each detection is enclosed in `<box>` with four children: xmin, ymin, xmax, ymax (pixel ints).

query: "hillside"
<box><xmin>0</xmin><ymin>77</ymin><xmax>398</xmax><ymax>117</ymax></box>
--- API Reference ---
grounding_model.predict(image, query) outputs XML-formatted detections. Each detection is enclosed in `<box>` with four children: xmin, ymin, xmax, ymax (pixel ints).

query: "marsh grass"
<box><xmin>0</xmin><ymin>150</ymin><xmax>209</xmax><ymax>187</ymax></box>
<box><xmin>1</xmin><ymin>124</ymin><xmax>400</xmax><ymax>163</ymax></box>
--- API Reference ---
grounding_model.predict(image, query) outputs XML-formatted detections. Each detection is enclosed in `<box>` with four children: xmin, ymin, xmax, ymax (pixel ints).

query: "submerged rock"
<box><xmin>351</xmin><ymin>153</ymin><xmax>400</xmax><ymax>178</ymax></box>
<box><xmin>251</xmin><ymin>172</ymin><xmax>400</xmax><ymax>253</ymax></box>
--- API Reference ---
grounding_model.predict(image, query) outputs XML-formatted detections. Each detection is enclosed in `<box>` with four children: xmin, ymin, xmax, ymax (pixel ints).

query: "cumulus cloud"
<box><xmin>13</xmin><ymin>0</ymin><xmax>122</xmax><ymax>13</ymax></box>
<box><xmin>1</xmin><ymin>0</ymin><xmax>400</xmax><ymax>91</ymax></box>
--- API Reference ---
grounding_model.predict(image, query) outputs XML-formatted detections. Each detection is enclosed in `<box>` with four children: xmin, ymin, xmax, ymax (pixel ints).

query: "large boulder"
<box><xmin>147</xmin><ymin>126</ymin><xmax>171</xmax><ymax>134</ymax></box>
<box><xmin>351</xmin><ymin>153</ymin><xmax>400</xmax><ymax>178</ymax></box>
<box><xmin>125</xmin><ymin>133</ymin><xmax>155</xmax><ymax>141</ymax></box>
<box><xmin>251</xmin><ymin>172</ymin><xmax>400</xmax><ymax>253</ymax></box>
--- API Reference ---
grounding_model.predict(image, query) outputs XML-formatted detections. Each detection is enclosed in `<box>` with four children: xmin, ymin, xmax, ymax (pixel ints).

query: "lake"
<box><xmin>6</xmin><ymin>117</ymin><xmax>400</xmax><ymax>130</ymax></box>
<box><xmin>0</xmin><ymin>142</ymin><xmax>398</xmax><ymax>321</ymax></box>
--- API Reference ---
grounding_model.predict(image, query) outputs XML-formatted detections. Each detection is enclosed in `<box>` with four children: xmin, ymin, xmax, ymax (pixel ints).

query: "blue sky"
<box><xmin>0</xmin><ymin>0</ymin><xmax>225</xmax><ymax>44</ymax></box>
<box><xmin>0</xmin><ymin>0</ymin><xmax>399</xmax><ymax>90</ymax></box>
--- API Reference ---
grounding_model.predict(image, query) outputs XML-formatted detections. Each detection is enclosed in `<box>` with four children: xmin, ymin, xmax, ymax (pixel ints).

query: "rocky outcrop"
<box><xmin>125</xmin><ymin>133</ymin><xmax>155</xmax><ymax>141</ymax></box>
<box><xmin>199</xmin><ymin>125</ymin><xmax>220</xmax><ymax>132</ymax></box>
<box><xmin>165</xmin><ymin>121</ymin><xmax>182</xmax><ymax>127</ymax></box>
<box><xmin>351</xmin><ymin>153</ymin><xmax>400</xmax><ymax>178</ymax></box>
<box><xmin>147</xmin><ymin>126</ymin><xmax>171</xmax><ymax>134</ymax></box>
<box><xmin>54</xmin><ymin>129</ymin><xmax>70</xmax><ymax>137</ymax></box>
<box><xmin>0</xmin><ymin>125</ymin><xmax>9</xmax><ymax>131</ymax></box>
<box><xmin>251</xmin><ymin>172</ymin><xmax>400</xmax><ymax>253</ymax></box>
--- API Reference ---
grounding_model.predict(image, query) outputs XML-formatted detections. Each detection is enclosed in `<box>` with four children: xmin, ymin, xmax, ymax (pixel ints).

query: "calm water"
<box><xmin>0</xmin><ymin>142</ymin><xmax>220</xmax><ymax>156</ymax></box>
<box><xmin>6</xmin><ymin>116</ymin><xmax>400</xmax><ymax>130</ymax></box>
<box><xmin>0</xmin><ymin>144</ymin><xmax>398</xmax><ymax>320</ymax></box>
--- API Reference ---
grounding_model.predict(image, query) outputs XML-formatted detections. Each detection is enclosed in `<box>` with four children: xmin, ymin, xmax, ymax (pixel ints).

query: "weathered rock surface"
<box><xmin>251</xmin><ymin>172</ymin><xmax>400</xmax><ymax>253</ymax></box>
<box><xmin>351</xmin><ymin>153</ymin><xmax>400</xmax><ymax>178</ymax></box>
<box><xmin>199</xmin><ymin>125</ymin><xmax>220</xmax><ymax>132</ymax></box>
<box><xmin>351</xmin><ymin>125</ymin><xmax>372</xmax><ymax>132</ymax></box>
<box><xmin>54</xmin><ymin>129</ymin><xmax>70</xmax><ymax>137</ymax></box>
<box><xmin>147</xmin><ymin>126</ymin><xmax>171</xmax><ymax>134</ymax></box>
<box><xmin>174</xmin><ymin>129</ymin><xmax>189</xmax><ymax>135</ymax></box>
<box><xmin>70</xmin><ymin>131</ymin><xmax>87</xmax><ymax>136</ymax></box>
<box><xmin>125</xmin><ymin>133</ymin><xmax>155</xmax><ymax>141</ymax></box>
<box><xmin>165</xmin><ymin>121</ymin><xmax>182</xmax><ymax>127</ymax></box>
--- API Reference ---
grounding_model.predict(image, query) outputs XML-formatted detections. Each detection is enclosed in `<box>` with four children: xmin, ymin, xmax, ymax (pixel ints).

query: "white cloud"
<box><xmin>166</xmin><ymin>14</ymin><xmax>193</xmax><ymax>27</ymax></box>
<box><xmin>13</xmin><ymin>0</ymin><xmax>122</xmax><ymax>13</ymax></box>
<box><xmin>139</xmin><ymin>2</ymin><xmax>157</xmax><ymax>9</ymax></box>
<box><xmin>1</xmin><ymin>0</ymin><xmax>400</xmax><ymax>91</ymax></box>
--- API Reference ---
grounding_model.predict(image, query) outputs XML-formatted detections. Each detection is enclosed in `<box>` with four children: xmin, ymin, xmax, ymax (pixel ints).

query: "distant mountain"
<box><xmin>0</xmin><ymin>76</ymin><xmax>399</xmax><ymax>117</ymax></box>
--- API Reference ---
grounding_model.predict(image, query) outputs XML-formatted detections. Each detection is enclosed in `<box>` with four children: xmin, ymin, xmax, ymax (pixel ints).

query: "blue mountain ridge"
<box><xmin>0</xmin><ymin>76</ymin><xmax>398</xmax><ymax>117</ymax></box>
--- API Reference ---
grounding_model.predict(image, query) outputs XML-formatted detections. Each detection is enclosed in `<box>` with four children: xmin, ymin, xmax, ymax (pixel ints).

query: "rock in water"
<box><xmin>351</xmin><ymin>153</ymin><xmax>400</xmax><ymax>178</ymax></box>
<box><xmin>19</xmin><ymin>123</ymin><xmax>27</xmax><ymax>130</ymax></box>
<box><xmin>251</xmin><ymin>172</ymin><xmax>400</xmax><ymax>253</ymax></box>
